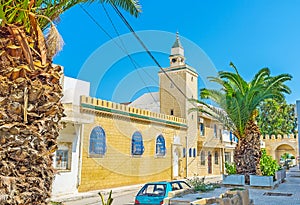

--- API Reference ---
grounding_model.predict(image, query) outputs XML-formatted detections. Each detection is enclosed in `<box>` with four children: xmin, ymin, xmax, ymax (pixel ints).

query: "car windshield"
<box><xmin>138</xmin><ymin>184</ymin><xmax>166</xmax><ymax>197</ymax></box>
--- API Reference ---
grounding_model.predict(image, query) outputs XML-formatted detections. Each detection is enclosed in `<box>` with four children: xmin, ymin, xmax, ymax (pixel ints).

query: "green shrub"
<box><xmin>186</xmin><ymin>177</ymin><xmax>220</xmax><ymax>192</ymax></box>
<box><xmin>260</xmin><ymin>149</ymin><xmax>280</xmax><ymax>177</ymax></box>
<box><xmin>225</xmin><ymin>162</ymin><xmax>236</xmax><ymax>175</ymax></box>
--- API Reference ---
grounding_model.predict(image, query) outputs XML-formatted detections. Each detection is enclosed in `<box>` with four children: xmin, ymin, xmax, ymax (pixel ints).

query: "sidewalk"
<box><xmin>51</xmin><ymin>183</ymin><xmax>143</xmax><ymax>203</ymax></box>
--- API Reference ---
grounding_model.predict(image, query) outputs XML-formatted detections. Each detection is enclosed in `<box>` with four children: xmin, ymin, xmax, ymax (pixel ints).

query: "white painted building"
<box><xmin>222</xmin><ymin>130</ymin><xmax>237</xmax><ymax>163</ymax></box>
<box><xmin>52</xmin><ymin>76</ymin><xmax>93</xmax><ymax>197</ymax></box>
<box><xmin>128</xmin><ymin>92</ymin><xmax>160</xmax><ymax>113</ymax></box>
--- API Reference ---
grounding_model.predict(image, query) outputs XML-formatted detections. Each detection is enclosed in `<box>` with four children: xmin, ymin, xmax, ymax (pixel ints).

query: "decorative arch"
<box><xmin>89</xmin><ymin>126</ymin><xmax>106</xmax><ymax>156</ymax></box>
<box><xmin>131</xmin><ymin>131</ymin><xmax>144</xmax><ymax>155</ymax></box>
<box><xmin>156</xmin><ymin>135</ymin><xmax>166</xmax><ymax>156</ymax></box>
<box><xmin>275</xmin><ymin>144</ymin><xmax>296</xmax><ymax>162</ymax></box>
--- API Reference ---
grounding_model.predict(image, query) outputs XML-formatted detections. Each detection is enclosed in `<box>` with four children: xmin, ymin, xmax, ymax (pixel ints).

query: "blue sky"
<box><xmin>54</xmin><ymin>1</ymin><xmax>300</xmax><ymax>104</ymax></box>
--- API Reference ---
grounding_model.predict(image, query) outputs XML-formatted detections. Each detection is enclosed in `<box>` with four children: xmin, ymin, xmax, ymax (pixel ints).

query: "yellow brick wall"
<box><xmin>78</xmin><ymin>114</ymin><xmax>186</xmax><ymax>192</ymax></box>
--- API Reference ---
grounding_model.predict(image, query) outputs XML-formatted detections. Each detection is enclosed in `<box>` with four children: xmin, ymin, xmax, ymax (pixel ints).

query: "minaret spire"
<box><xmin>170</xmin><ymin>32</ymin><xmax>185</xmax><ymax>67</ymax></box>
<box><xmin>172</xmin><ymin>32</ymin><xmax>183</xmax><ymax>48</ymax></box>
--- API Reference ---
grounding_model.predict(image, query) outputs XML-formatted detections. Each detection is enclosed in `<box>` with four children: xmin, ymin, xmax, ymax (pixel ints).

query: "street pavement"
<box><xmin>51</xmin><ymin>166</ymin><xmax>300</xmax><ymax>205</ymax></box>
<box><xmin>249</xmin><ymin>165</ymin><xmax>300</xmax><ymax>205</ymax></box>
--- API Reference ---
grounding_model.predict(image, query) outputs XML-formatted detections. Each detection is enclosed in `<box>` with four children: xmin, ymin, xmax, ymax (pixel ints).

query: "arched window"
<box><xmin>200</xmin><ymin>151</ymin><xmax>205</xmax><ymax>165</ymax></box>
<box><xmin>214</xmin><ymin>151</ymin><xmax>219</xmax><ymax>165</ymax></box>
<box><xmin>132</xmin><ymin>131</ymin><xmax>144</xmax><ymax>156</ymax></box>
<box><xmin>189</xmin><ymin>148</ymin><xmax>192</xmax><ymax>157</ymax></box>
<box><xmin>193</xmin><ymin>148</ymin><xmax>196</xmax><ymax>157</ymax></box>
<box><xmin>156</xmin><ymin>135</ymin><xmax>166</xmax><ymax>156</ymax></box>
<box><xmin>183</xmin><ymin>148</ymin><xmax>186</xmax><ymax>158</ymax></box>
<box><xmin>89</xmin><ymin>126</ymin><xmax>106</xmax><ymax>156</ymax></box>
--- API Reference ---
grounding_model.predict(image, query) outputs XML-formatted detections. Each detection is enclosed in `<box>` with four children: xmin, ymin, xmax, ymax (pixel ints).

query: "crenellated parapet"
<box><xmin>80</xmin><ymin>96</ymin><xmax>187</xmax><ymax>128</ymax></box>
<box><xmin>260</xmin><ymin>134</ymin><xmax>297</xmax><ymax>140</ymax></box>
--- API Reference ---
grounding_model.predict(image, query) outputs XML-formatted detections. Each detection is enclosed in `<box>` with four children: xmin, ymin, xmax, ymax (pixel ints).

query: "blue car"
<box><xmin>134</xmin><ymin>180</ymin><xmax>191</xmax><ymax>205</ymax></box>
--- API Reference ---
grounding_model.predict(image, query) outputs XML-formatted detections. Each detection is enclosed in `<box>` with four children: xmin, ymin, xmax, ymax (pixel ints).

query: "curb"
<box><xmin>51</xmin><ymin>184</ymin><xmax>143</xmax><ymax>203</ymax></box>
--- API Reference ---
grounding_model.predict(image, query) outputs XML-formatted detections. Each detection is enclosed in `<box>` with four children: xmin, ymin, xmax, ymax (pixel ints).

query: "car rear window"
<box><xmin>179</xmin><ymin>181</ymin><xmax>191</xmax><ymax>189</ymax></box>
<box><xmin>170</xmin><ymin>181</ymin><xmax>191</xmax><ymax>190</ymax></box>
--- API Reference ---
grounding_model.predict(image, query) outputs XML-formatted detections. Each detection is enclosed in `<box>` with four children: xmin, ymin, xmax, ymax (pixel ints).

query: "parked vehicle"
<box><xmin>134</xmin><ymin>180</ymin><xmax>191</xmax><ymax>205</ymax></box>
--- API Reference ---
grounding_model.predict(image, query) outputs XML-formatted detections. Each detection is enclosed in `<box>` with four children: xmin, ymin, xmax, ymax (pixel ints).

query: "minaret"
<box><xmin>159</xmin><ymin>32</ymin><xmax>199</xmax><ymax>178</ymax></box>
<box><xmin>169</xmin><ymin>32</ymin><xmax>185</xmax><ymax>67</ymax></box>
<box><xmin>159</xmin><ymin>32</ymin><xmax>198</xmax><ymax>118</ymax></box>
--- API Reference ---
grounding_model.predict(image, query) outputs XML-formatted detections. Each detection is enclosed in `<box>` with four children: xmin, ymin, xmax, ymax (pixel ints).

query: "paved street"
<box><xmin>53</xmin><ymin>166</ymin><xmax>300</xmax><ymax>205</ymax></box>
<box><xmin>249</xmin><ymin>166</ymin><xmax>300</xmax><ymax>205</ymax></box>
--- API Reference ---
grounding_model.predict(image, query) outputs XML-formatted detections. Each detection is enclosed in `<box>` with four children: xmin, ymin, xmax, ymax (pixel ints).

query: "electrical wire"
<box><xmin>80</xmin><ymin>3</ymin><xmax>197</xmax><ymax>110</ymax></box>
<box><xmin>80</xmin><ymin>4</ymin><xmax>159</xmax><ymax>106</ymax></box>
<box><xmin>101</xmin><ymin>3</ymin><xmax>159</xmax><ymax>106</ymax></box>
<box><xmin>110</xmin><ymin>3</ymin><xmax>194</xmax><ymax>104</ymax></box>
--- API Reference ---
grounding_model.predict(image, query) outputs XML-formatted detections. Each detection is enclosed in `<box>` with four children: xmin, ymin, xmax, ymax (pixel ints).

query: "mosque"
<box><xmin>51</xmin><ymin>34</ymin><xmax>241</xmax><ymax>195</ymax></box>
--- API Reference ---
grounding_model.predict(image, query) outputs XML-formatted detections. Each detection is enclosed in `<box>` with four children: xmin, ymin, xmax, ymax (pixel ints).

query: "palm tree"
<box><xmin>0</xmin><ymin>1</ymin><xmax>140</xmax><ymax>204</ymax></box>
<box><xmin>190</xmin><ymin>63</ymin><xmax>291</xmax><ymax>183</ymax></box>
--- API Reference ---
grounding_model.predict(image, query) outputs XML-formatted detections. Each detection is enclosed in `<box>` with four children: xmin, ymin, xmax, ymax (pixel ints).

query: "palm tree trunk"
<box><xmin>0</xmin><ymin>25</ymin><xmax>64</xmax><ymax>204</ymax></box>
<box><xmin>234</xmin><ymin>120</ymin><xmax>262</xmax><ymax>184</ymax></box>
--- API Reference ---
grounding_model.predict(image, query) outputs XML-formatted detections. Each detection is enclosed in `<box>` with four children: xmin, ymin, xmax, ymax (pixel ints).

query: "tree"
<box><xmin>256</xmin><ymin>99</ymin><xmax>297</xmax><ymax>136</ymax></box>
<box><xmin>0</xmin><ymin>1</ymin><xmax>140</xmax><ymax>204</ymax></box>
<box><xmin>190</xmin><ymin>63</ymin><xmax>292</xmax><ymax>183</ymax></box>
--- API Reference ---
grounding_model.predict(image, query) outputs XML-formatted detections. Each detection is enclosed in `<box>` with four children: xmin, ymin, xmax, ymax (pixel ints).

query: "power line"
<box><xmin>101</xmin><ymin>4</ymin><xmax>158</xmax><ymax>84</ymax></box>
<box><xmin>110</xmin><ymin>3</ymin><xmax>193</xmax><ymax>104</ymax></box>
<box><xmin>81</xmin><ymin>3</ymin><xmax>197</xmax><ymax>109</ymax></box>
<box><xmin>80</xmin><ymin>4</ymin><xmax>159</xmax><ymax>106</ymax></box>
<box><xmin>101</xmin><ymin>4</ymin><xmax>159</xmax><ymax>106</ymax></box>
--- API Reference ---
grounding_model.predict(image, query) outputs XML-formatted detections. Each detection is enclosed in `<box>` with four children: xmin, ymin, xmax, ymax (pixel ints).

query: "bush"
<box><xmin>260</xmin><ymin>149</ymin><xmax>280</xmax><ymax>177</ymax></box>
<box><xmin>225</xmin><ymin>162</ymin><xmax>236</xmax><ymax>175</ymax></box>
<box><xmin>186</xmin><ymin>177</ymin><xmax>220</xmax><ymax>192</ymax></box>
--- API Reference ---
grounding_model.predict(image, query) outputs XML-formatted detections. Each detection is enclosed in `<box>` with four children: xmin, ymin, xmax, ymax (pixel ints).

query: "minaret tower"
<box><xmin>159</xmin><ymin>32</ymin><xmax>198</xmax><ymax>119</ymax></box>
<box><xmin>159</xmin><ymin>32</ymin><xmax>199</xmax><ymax>178</ymax></box>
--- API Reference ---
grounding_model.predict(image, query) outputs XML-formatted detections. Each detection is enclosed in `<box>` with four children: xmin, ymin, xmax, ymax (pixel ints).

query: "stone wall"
<box><xmin>260</xmin><ymin>134</ymin><xmax>298</xmax><ymax>161</ymax></box>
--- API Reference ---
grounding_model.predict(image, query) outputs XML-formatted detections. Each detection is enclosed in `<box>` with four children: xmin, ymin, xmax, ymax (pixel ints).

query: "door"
<box><xmin>208</xmin><ymin>151</ymin><xmax>212</xmax><ymax>174</ymax></box>
<box><xmin>172</xmin><ymin>147</ymin><xmax>180</xmax><ymax>178</ymax></box>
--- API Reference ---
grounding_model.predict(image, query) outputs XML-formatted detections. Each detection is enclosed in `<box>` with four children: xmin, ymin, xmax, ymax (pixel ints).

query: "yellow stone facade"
<box><xmin>76</xmin><ymin>95</ymin><xmax>227</xmax><ymax>192</ymax></box>
<box><xmin>78</xmin><ymin>96</ymin><xmax>188</xmax><ymax>192</ymax></box>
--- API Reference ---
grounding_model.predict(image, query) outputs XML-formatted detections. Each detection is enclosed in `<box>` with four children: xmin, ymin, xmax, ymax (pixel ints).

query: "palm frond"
<box><xmin>191</xmin><ymin>65</ymin><xmax>292</xmax><ymax>139</ymax></box>
<box><xmin>100</xmin><ymin>0</ymin><xmax>141</xmax><ymax>17</ymax></box>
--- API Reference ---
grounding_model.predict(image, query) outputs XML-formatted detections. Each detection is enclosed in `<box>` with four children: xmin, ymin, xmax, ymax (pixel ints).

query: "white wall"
<box><xmin>52</xmin><ymin>124</ymin><xmax>82</xmax><ymax>196</ymax></box>
<box><xmin>62</xmin><ymin>76</ymin><xmax>90</xmax><ymax>105</ymax></box>
<box><xmin>52</xmin><ymin>76</ymin><xmax>90</xmax><ymax>197</ymax></box>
